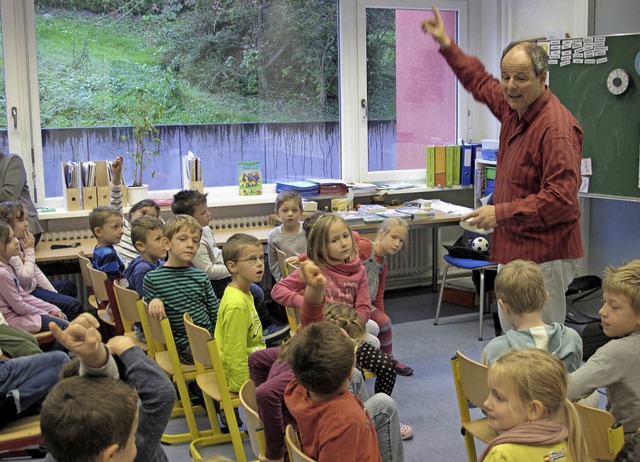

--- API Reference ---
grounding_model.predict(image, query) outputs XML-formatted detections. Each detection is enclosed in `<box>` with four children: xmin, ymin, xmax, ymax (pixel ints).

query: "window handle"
<box><xmin>11</xmin><ymin>107</ymin><xmax>17</xmax><ymax>129</ymax></box>
<box><xmin>361</xmin><ymin>98</ymin><xmax>368</xmax><ymax>120</ymax></box>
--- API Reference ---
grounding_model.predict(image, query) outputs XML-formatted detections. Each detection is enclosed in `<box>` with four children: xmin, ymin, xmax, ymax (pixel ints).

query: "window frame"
<box><xmin>3</xmin><ymin>0</ymin><xmax>471</xmax><ymax>208</ymax></box>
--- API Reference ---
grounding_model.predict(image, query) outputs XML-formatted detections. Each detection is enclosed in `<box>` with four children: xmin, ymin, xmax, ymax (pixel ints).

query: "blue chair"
<box><xmin>434</xmin><ymin>255</ymin><xmax>497</xmax><ymax>340</ymax></box>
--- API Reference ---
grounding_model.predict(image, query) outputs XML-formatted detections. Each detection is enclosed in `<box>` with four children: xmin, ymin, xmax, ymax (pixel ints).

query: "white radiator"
<box><xmin>211</xmin><ymin>215</ymin><xmax>271</xmax><ymax>230</ymax></box>
<box><xmin>386</xmin><ymin>227</ymin><xmax>433</xmax><ymax>289</ymax></box>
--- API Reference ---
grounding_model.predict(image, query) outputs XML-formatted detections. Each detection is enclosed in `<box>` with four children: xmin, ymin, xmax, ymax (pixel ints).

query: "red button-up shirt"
<box><xmin>441</xmin><ymin>43</ymin><xmax>584</xmax><ymax>264</ymax></box>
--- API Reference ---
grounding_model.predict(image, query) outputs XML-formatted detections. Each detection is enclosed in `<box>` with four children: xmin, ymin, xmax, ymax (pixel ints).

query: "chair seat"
<box><xmin>443</xmin><ymin>254</ymin><xmax>497</xmax><ymax>270</ymax></box>
<box><xmin>462</xmin><ymin>418</ymin><xmax>498</xmax><ymax>444</ymax></box>
<box><xmin>196</xmin><ymin>371</ymin><xmax>240</xmax><ymax>403</ymax></box>
<box><xmin>155</xmin><ymin>350</ymin><xmax>197</xmax><ymax>376</ymax></box>
<box><xmin>97</xmin><ymin>309</ymin><xmax>116</xmax><ymax>326</ymax></box>
<box><xmin>33</xmin><ymin>332</ymin><xmax>55</xmax><ymax>345</ymax></box>
<box><xmin>124</xmin><ymin>331</ymin><xmax>149</xmax><ymax>351</ymax></box>
<box><xmin>0</xmin><ymin>415</ymin><xmax>41</xmax><ymax>448</ymax></box>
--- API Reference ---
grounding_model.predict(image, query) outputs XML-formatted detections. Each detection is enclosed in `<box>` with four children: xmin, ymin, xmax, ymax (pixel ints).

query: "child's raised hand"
<box><xmin>149</xmin><ymin>298</ymin><xmax>166</xmax><ymax>320</ymax></box>
<box><xmin>106</xmin><ymin>336</ymin><xmax>136</xmax><ymax>356</ymax></box>
<box><xmin>299</xmin><ymin>260</ymin><xmax>326</xmax><ymax>288</ymax></box>
<box><xmin>50</xmin><ymin>313</ymin><xmax>108</xmax><ymax>368</ymax></box>
<box><xmin>111</xmin><ymin>156</ymin><xmax>123</xmax><ymax>185</ymax></box>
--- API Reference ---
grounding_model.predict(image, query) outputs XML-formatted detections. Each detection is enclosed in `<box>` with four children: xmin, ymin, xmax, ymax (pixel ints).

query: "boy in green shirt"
<box><xmin>214</xmin><ymin>233</ymin><xmax>266</xmax><ymax>392</ymax></box>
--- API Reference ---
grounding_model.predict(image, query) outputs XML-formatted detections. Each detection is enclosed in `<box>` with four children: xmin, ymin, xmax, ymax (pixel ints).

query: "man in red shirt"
<box><xmin>422</xmin><ymin>7</ymin><xmax>584</xmax><ymax>329</ymax></box>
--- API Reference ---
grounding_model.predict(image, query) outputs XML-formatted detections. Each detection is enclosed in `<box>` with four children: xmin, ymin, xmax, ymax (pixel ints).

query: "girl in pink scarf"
<box><xmin>480</xmin><ymin>349</ymin><xmax>589</xmax><ymax>461</ymax></box>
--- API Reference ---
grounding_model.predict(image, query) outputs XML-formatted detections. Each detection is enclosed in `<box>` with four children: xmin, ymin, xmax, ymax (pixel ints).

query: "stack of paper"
<box><xmin>276</xmin><ymin>180</ymin><xmax>319</xmax><ymax>197</ymax></box>
<box><xmin>430</xmin><ymin>199</ymin><xmax>473</xmax><ymax>216</ymax></box>
<box><xmin>81</xmin><ymin>162</ymin><xmax>96</xmax><ymax>187</ymax></box>
<box><xmin>63</xmin><ymin>162</ymin><xmax>79</xmax><ymax>188</ymax></box>
<box><xmin>184</xmin><ymin>151</ymin><xmax>202</xmax><ymax>181</ymax></box>
<box><xmin>307</xmin><ymin>178</ymin><xmax>349</xmax><ymax>195</ymax></box>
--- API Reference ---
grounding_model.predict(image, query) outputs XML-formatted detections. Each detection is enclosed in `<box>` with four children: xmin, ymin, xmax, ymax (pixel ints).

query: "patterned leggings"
<box><xmin>370</xmin><ymin>308</ymin><xmax>393</xmax><ymax>355</ymax></box>
<box><xmin>356</xmin><ymin>341</ymin><xmax>397</xmax><ymax>395</ymax></box>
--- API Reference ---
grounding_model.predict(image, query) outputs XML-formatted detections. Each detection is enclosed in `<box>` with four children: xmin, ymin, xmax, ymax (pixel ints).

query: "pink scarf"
<box><xmin>478</xmin><ymin>419</ymin><xmax>569</xmax><ymax>461</ymax></box>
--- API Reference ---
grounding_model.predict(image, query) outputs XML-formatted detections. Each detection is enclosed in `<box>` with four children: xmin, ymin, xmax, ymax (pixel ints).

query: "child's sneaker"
<box><xmin>396</xmin><ymin>361</ymin><xmax>414</xmax><ymax>376</ymax></box>
<box><xmin>400</xmin><ymin>422</ymin><xmax>414</xmax><ymax>440</ymax></box>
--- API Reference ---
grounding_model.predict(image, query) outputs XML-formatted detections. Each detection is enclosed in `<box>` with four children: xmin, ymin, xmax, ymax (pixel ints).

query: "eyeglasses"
<box><xmin>236</xmin><ymin>255</ymin><xmax>265</xmax><ymax>266</ymax></box>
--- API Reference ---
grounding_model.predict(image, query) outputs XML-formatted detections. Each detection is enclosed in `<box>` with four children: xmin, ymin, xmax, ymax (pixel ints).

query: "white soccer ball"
<box><xmin>471</xmin><ymin>237</ymin><xmax>489</xmax><ymax>253</ymax></box>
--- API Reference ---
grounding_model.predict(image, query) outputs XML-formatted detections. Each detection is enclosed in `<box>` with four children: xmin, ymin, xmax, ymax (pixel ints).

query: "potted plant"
<box><xmin>121</xmin><ymin>89</ymin><xmax>161</xmax><ymax>204</ymax></box>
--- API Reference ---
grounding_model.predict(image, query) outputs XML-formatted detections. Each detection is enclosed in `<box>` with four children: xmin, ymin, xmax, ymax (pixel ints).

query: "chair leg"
<box><xmin>434</xmin><ymin>265</ymin><xmax>451</xmax><ymax>325</ymax></box>
<box><xmin>478</xmin><ymin>270</ymin><xmax>485</xmax><ymax>341</ymax></box>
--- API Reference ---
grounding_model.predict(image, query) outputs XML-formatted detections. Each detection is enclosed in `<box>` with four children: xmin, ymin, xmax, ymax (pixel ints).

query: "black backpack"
<box><xmin>564</xmin><ymin>275</ymin><xmax>611</xmax><ymax>359</ymax></box>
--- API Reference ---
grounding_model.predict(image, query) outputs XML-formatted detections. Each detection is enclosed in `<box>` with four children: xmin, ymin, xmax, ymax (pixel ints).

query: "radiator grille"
<box><xmin>211</xmin><ymin>215</ymin><xmax>271</xmax><ymax>230</ymax></box>
<box><xmin>41</xmin><ymin>229</ymin><xmax>94</xmax><ymax>242</ymax></box>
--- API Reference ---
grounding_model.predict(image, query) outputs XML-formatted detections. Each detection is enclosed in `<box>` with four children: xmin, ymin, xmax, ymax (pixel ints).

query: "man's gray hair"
<box><xmin>501</xmin><ymin>41</ymin><xmax>548</xmax><ymax>76</ymax></box>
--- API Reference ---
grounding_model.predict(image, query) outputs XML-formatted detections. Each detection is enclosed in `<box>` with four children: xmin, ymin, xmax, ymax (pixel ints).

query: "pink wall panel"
<box><xmin>395</xmin><ymin>9</ymin><xmax>457</xmax><ymax>169</ymax></box>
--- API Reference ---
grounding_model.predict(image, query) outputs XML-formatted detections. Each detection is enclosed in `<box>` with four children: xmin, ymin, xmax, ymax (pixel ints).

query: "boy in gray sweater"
<box><xmin>41</xmin><ymin>313</ymin><xmax>175</xmax><ymax>461</ymax></box>
<box><xmin>568</xmin><ymin>260</ymin><xmax>640</xmax><ymax>436</ymax></box>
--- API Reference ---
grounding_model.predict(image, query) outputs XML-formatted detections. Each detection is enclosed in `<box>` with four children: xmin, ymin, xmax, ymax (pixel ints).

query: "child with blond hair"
<box><xmin>482</xmin><ymin>259</ymin><xmax>582</xmax><ymax>372</ymax></box>
<box><xmin>481</xmin><ymin>348</ymin><xmax>589</xmax><ymax>461</ymax></box>
<box><xmin>568</xmin><ymin>259</ymin><xmax>640</xmax><ymax>436</ymax></box>
<box><xmin>356</xmin><ymin>217</ymin><xmax>412</xmax><ymax>375</ymax></box>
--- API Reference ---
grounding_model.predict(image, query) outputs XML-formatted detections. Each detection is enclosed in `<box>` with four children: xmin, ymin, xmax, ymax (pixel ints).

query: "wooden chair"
<box><xmin>142</xmin><ymin>303</ymin><xmax>210</xmax><ymax>444</ymax></box>
<box><xmin>112</xmin><ymin>280</ymin><xmax>150</xmax><ymax>354</ymax></box>
<box><xmin>285</xmin><ymin>424</ymin><xmax>315</xmax><ymax>462</ymax></box>
<box><xmin>76</xmin><ymin>251</ymin><xmax>98</xmax><ymax>311</ymax></box>
<box><xmin>574</xmin><ymin>403</ymin><xmax>625</xmax><ymax>460</ymax></box>
<box><xmin>451</xmin><ymin>351</ymin><xmax>498</xmax><ymax>462</ymax></box>
<box><xmin>0</xmin><ymin>415</ymin><xmax>43</xmax><ymax>460</ymax></box>
<box><xmin>183</xmin><ymin>313</ymin><xmax>248</xmax><ymax>461</ymax></box>
<box><xmin>86</xmin><ymin>265</ymin><xmax>121</xmax><ymax>338</ymax></box>
<box><xmin>239</xmin><ymin>379</ymin><xmax>267</xmax><ymax>461</ymax></box>
<box><xmin>276</xmin><ymin>248</ymin><xmax>301</xmax><ymax>335</ymax></box>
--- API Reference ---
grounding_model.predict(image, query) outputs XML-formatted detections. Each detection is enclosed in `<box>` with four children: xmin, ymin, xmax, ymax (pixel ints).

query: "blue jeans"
<box><xmin>40</xmin><ymin>315</ymin><xmax>69</xmax><ymax>331</ymax></box>
<box><xmin>32</xmin><ymin>283</ymin><xmax>84</xmax><ymax>321</ymax></box>
<box><xmin>0</xmin><ymin>351</ymin><xmax>69</xmax><ymax>413</ymax></box>
<box><xmin>349</xmin><ymin>370</ymin><xmax>404</xmax><ymax>462</ymax></box>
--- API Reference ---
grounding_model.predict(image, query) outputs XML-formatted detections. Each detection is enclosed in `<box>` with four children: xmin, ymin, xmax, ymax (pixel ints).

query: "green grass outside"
<box><xmin>0</xmin><ymin>8</ymin><xmax>331</xmax><ymax>129</ymax></box>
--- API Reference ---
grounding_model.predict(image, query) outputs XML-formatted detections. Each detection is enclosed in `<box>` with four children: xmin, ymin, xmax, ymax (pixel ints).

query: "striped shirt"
<box><xmin>110</xmin><ymin>182</ymin><xmax>140</xmax><ymax>267</ymax></box>
<box><xmin>143</xmin><ymin>266</ymin><xmax>219</xmax><ymax>351</ymax></box>
<box><xmin>442</xmin><ymin>43</ymin><xmax>584</xmax><ymax>264</ymax></box>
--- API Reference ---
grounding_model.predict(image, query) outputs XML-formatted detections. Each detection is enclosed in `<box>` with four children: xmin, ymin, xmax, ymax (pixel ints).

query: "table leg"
<box><xmin>432</xmin><ymin>227</ymin><xmax>439</xmax><ymax>292</ymax></box>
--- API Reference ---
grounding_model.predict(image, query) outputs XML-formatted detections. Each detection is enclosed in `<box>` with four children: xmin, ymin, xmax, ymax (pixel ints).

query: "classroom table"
<box><xmin>35</xmin><ymin>215</ymin><xmax>463</xmax><ymax>291</ymax></box>
<box><xmin>270</xmin><ymin>212</ymin><xmax>464</xmax><ymax>292</ymax></box>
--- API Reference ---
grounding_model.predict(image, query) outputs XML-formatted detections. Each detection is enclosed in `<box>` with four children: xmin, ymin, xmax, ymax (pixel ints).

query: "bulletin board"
<box><xmin>546</xmin><ymin>33</ymin><xmax>640</xmax><ymax>199</ymax></box>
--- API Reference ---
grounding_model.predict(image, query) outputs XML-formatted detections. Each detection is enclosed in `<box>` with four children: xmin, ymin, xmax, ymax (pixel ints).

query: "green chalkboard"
<box><xmin>548</xmin><ymin>33</ymin><xmax>640</xmax><ymax>199</ymax></box>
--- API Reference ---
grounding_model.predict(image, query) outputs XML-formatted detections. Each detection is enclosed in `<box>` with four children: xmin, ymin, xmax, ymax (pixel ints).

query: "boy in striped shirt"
<box><xmin>143</xmin><ymin>215</ymin><xmax>219</xmax><ymax>364</ymax></box>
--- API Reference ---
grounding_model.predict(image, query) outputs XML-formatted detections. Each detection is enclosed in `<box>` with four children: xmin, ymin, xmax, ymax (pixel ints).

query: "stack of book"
<box><xmin>307</xmin><ymin>178</ymin><xmax>349</xmax><ymax>195</ymax></box>
<box><xmin>275</xmin><ymin>180</ymin><xmax>319</xmax><ymax>197</ymax></box>
<box><xmin>426</xmin><ymin>143</ymin><xmax>482</xmax><ymax>188</ymax></box>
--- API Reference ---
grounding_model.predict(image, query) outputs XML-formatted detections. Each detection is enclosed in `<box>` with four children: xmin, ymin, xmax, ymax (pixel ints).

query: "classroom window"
<box><xmin>0</xmin><ymin>10</ymin><xmax>6</xmax><ymax>152</ymax></box>
<box><xmin>34</xmin><ymin>1</ymin><xmax>341</xmax><ymax>197</ymax></box>
<box><xmin>364</xmin><ymin>5</ymin><xmax>458</xmax><ymax>176</ymax></box>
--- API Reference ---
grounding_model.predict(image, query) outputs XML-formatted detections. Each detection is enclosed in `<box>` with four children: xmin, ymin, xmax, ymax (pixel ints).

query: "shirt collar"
<box><xmin>521</xmin><ymin>87</ymin><xmax>551</xmax><ymax>124</ymax></box>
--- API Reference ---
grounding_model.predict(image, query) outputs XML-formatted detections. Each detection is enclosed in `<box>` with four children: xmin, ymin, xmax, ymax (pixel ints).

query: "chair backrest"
<box><xmin>77</xmin><ymin>251</ymin><xmax>93</xmax><ymax>291</ymax></box>
<box><xmin>112</xmin><ymin>279</ymin><xmax>141</xmax><ymax>331</ymax></box>
<box><xmin>86</xmin><ymin>265</ymin><xmax>110</xmax><ymax>306</ymax></box>
<box><xmin>455</xmin><ymin>350</ymin><xmax>490</xmax><ymax>408</ymax></box>
<box><xmin>275</xmin><ymin>248</ymin><xmax>290</xmax><ymax>278</ymax></box>
<box><xmin>574</xmin><ymin>403</ymin><xmax>625</xmax><ymax>460</ymax></box>
<box><xmin>285</xmin><ymin>305</ymin><xmax>301</xmax><ymax>335</ymax></box>
<box><xmin>183</xmin><ymin>313</ymin><xmax>233</xmax><ymax>400</ymax></box>
<box><xmin>142</xmin><ymin>301</ymin><xmax>169</xmax><ymax>353</ymax></box>
<box><xmin>285</xmin><ymin>424</ymin><xmax>315</xmax><ymax>462</ymax></box>
<box><xmin>239</xmin><ymin>379</ymin><xmax>267</xmax><ymax>459</ymax></box>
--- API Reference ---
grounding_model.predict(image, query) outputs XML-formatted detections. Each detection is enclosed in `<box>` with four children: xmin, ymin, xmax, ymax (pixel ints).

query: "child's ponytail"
<box><xmin>559</xmin><ymin>398</ymin><xmax>591</xmax><ymax>462</ymax></box>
